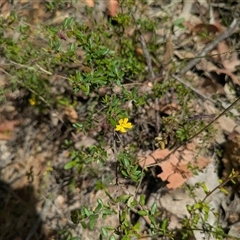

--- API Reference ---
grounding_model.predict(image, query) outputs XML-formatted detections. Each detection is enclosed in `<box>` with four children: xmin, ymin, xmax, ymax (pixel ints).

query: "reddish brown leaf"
<box><xmin>107</xmin><ymin>0</ymin><xmax>118</xmax><ymax>17</ymax></box>
<box><xmin>139</xmin><ymin>144</ymin><xmax>210</xmax><ymax>189</ymax></box>
<box><xmin>0</xmin><ymin>120</ymin><xmax>20</xmax><ymax>140</ymax></box>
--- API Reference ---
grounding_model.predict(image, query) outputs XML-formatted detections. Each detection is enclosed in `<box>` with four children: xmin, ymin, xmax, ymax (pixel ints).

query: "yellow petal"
<box><xmin>119</xmin><ymin>119</ymin><xmax>124</xmax><ymax>125</ymax></box>
<box><xmin>124</xmin><ymin>122</ymin><xmax>132</xmax><ymax>129</ymax></box>
<box><xmin>115</xmin><ymin>125</ymin><xmax>122</xmax><ymax>131</ymax></box>
<box><xmin>120</xmin><ymin>127</ymin><xmax>127</xmax><ymax>133</ymax></box>
<box><xmin>123</xmin><ymin>118</ymin><xmax>129</xmax><ymax>124</ymax></box>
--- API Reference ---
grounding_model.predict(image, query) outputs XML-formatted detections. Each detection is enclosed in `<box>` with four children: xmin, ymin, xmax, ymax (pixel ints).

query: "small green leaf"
<box><xmin>194</xmin><ymin>202</ymin><xmax>202</xmax><ymax>210</ymax></box>
<box><xmin>89</xmin><ymin>214</ymin><xmax>98</xmax><ymax>220</ymax></box>
<box><xmin>161</xmin><ymin>219</ymin><xmax>168</xmax><ymax>230</ymax></box>
<box><xmin>70</xmin><ymin>42</ymin><xmax>76</xmax><ymax>52</ymax></box>
<box><xmin>117</xmin><ymin>194</ymin><xmax>130</xmax><ymax>203</ymax></box>
<box><xmin>121</xmin><ymin>170</ymin><xmax>128</xmax><ymax>178</ymax></box>
<box><xmin>140</xmin><ymin>195</ymin><xmax>145</xmax><ymax>206</ymax></box>
<box><xmin>220</xmin><ymin>187</ymin><xmax>228</xmax><ymax>195</ymax></box>
<box><xmin>138</xmin><ymin>210</ymin><xmax>148</xmax><ymax>216</ymax></box>
<box><xmin>63</xmin><ymin>17</ymin><xmax>74</xmax><ymax>29</ymax></box>
<box><xmin>127</xmin><ymin>196</ymin><xmax>134</xmax><ymax>207</ymax></box>
<box><xmin>150</xmin><ymin>202</ymin><xmax>157</xmax><ymax>215</ymax></box>
<box><xmin>102</xmin><ymin>209</ymin><xmax>114</xmax><ymax>216</ymax></box>
<box><xmin>80</xmin><ymin>221</ymin><xmax>88</xmax><ymax>229</ymax></box>
<box><xmin>97</xmin><ymin>198</ymin><xmax>104</xmax><ymax>206</ymax></box>
<box><xmin>89</xmin><ymin>218</ymin><xmax>97</xmax><ymax>230</ymax></box>
<box><xmin>64</xmin><ymin>161</ymin><xmax>76</xmax><ymax>170</ymax></box>
<box><xmin>83</xmin><ymin>206</ymin><xmax>91</xmax><ymax>217</ymax></box>
<box><xmin>101</xmin><ymin>227</ymin><xmax>108</xmax><ymax>237</ymax></box>
<box><xmin>148</xmin><ymin>215</ymin><xmax>157</xmax><ymax>226</ymax></box>
<box><xmin>94</xmin><ymin>203</ymin><xmax>102</xmax><ymax>214</ymax></box>
<box><xmin>173</xmin><ymin>18</ymin><xmax>185</xmax><ymax>27</ymax></box>
<box><xmin>130</xmin><ymin>199</ymin><xmax>138</xmax><ymax>207</ymax></box>
<box><xmin>109</xmin><ymin>235</ymin><xmax>116</xmax><ymax>240</ymax></box>
<box><xmin>201</xmin><ymin>182</ymin><xmax>209</xmax><ymax>194</ymax></box>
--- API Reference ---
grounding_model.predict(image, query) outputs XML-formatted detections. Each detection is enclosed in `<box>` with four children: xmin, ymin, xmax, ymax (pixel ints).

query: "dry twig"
<box><xmin>180</xmin><ymin>18</ymin><xmax>238</xmax><ymax>76</ymax></box>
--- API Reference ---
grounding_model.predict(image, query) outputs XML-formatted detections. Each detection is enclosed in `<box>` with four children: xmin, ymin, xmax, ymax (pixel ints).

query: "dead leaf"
<box><xmin>0</xmin><ymin>120</ymin><xmax>20</xmax><ymax>140</ymax></box>
<box><xmin>163</xmin><ymin>36</ymin><xmax>173</xmax><ymax>70</ymax></box>
<box><xmin>215</xmin><ymin>69</ymin><xmax>240</xmax><ymax>86</ymax></box>
<box><xmin>218</xmin><ymin>41</ymin><xmax>240</xmax><ymax>72</ymax></box>
<box><xmin>191</xmin><ymin>23</ymin><xmax>219</xmax><ymax>36</ymax></box>
<box><xmin>159</xmin><ymin>103</ymin><xmax>181</xmax><ymax>115</ymax></box>
<box><xmin>85</xmin><ymin>0</ymin><xmax>94</xmax><ymax>7</ymax></box>
<box><xmin>64</xmin><ymin>106</ymin><xmax>78</xmax><ymax>123</ymax></box>
<box><xmin>139</xmin><ymin>144</ymin><xmax>210</xmax><ymax>189</ymax></box>
<box><xmin>107</xmin><ymin>0</ymin><xmax>118</xmax><ymax>17</ymax></box>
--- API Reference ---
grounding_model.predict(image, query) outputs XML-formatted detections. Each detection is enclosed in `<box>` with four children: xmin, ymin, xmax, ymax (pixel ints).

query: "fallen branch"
<box><xmin>180</xmin><ymin>18</ymin><xmax>238</xmax><ymax>76</ymax></box>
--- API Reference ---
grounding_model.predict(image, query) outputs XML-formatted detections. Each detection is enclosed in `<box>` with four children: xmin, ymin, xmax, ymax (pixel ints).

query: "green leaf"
<box><xmin>102</xmin><ymin>209</ymin><xmax>114</xmax><ymax>216</ymax></box>
<box><xmin>97</xmin><ymin>198</ymin><xmax>104</xmax><ymax>206</ymax></box>
<box><xmin>148</xmin><ymin>215</ymin><xmax>157</xmax><ymax>226</ymax></box>
<box><xmin>220</xmin><ymin>187</ymin><xmax>228</xmax><ymax>195</ymax></box>
<box><xmin>121</xmin><ymin>170</ymin><xmax>128</xmax><ymax>178</ymax></box>
<box><xmin>70</xmin><ymin>42</ymin><xmax>76</xmax><ymax>52</ymax></box>
<box><xmin>138</xmin><ymin>210</ymin><xmax>148</xmax><ymax>216</ymax></box>
<box><xmin>80</xmin><ymin>221</ymin><xmax>88</xmax><ymax>229</ymax></box>
<box><xmin>63</xmin><ymin>17</ymin><xmax>75</xmax><ymax>29</ymax></box>
<box><xmin>117</xmin><ymin>194</ymin><xmax>130</xmax><ymax>203</ymax></box>
<box><xmin>64</xmin><ymin>160</ymin><xmax>76</xmax><ymax>170</ymax></box>
<box><xmin>83</xmin><ymin>206</ymin><xmax>91</xmax><ymax>217</ymax></box>
<box><xmin>133</xmin><ymin>221</ymin><xmax>140</xmax><ymax>231</ymax></box>
<box><xmin>89</xmin><ymin>214</ymin><xmax>98</xmax><ymax>220</ymax></box>
<box><xmin>89</xmin><ymin>218</ymin><xmax>97</xmax><ymax>230</ymax></box>
<box><xmin>194</xmin><ymin>202</ymin><xmax>202</xmax><ymax>210</ymax></box>
<box><xmin>109</xmin><ymin>235</ymin><xmax>116</xmax><ymax>240</ymax></box>
<box><xmin>94</xmin><ymin>203</ymin><xmax>102</xmax><ymax>214</ymax></box>
<box><xmin>130</xmin><ymin>199</ymin><xmax>138</xmax><ymax>207</ymax></box>
<box><xmin>101</xmin><ymin>227</ymin><xmax>108</xmax><ymax>237</ymax></box>
<box><xmin>140</xmin><ymin>195</ymin><xmax>145</xmax><ymax>206</ymax></box>
<box><xmin>150</xmin><ymin>202</ymin><xmax>157</xmax><ymax>215</ymax></box>
<box><xmin>127</xmin><ymin>196</ymin><xmax>134</xmax><ymax>207</ymax></box>
<box><xmin>161</xmin><ymin>219</ymin><xmax>168</xmax><ymax>230</ymax></box>
<box><xmin>201</xmin><ymin>182</ymin><xmax>209</xmax><ymax>194</ymax></box>
<box><xmin>173</xmin><ymin>18</ymin><xmax>185</xmax><ymax>28</ymax></box>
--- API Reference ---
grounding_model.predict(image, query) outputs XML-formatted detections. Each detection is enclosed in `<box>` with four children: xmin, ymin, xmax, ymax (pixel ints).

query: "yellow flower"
<box><xmin>115</xmin><ymin>118</ymin><xmax>133</xmax><ymax>133</ymax></box>
<box><xmin>29</xmin><ymin>96</ymin><xmax>36</xmax><ymax>106</ymax></box>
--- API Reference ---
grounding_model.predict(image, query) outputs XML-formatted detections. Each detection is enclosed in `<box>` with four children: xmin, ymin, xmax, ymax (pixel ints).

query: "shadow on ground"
<box><xmin>0</xmin><ymin>179</ymin><xmax>46</xmax><ymax>240</ymax></box>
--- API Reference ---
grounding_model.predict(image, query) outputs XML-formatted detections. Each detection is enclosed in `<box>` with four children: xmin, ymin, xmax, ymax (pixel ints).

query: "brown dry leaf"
<box><xmin>215</xmin><ymin>69</ymin><xmax>240</xmax><ymax>86</ymax></box>
<box><xmin>217</xmin><ymin>41</ymin><xmax>240</xmax><ymax>72</ymax></box>
<box><xmin>159</xmin><ymin>103</ymin><xmax>181</xmax><ymax>115</ymax></box>
<box><xmin>191</xmin><ymin>23</ymin><xmax>219</xmax><ymax>35</ymax></box>
<box><xmin>135</xmin><ymin>47</ymin><xmax>143</xmax><ymax>56</ymax></box>
<box><xmin>64</xmin><ymin>106</ymin><xmax>78</xmax><ymax>123</ymax></box>
<box><xmin>197</xmin><ymin>57</ymin><xmax>240</xmax><ymax>88</ymax></box>
<box><xmin>174</xmin><ymin>50</ymin><xmax>195</xmax><ymax>60</ymax></box>
<box><xmin>162</xmin><ymin>36</ymin><xmax>173</xmax><ymax>70</ymax></box>
<box><xmin>107</xmin><ymin>0</ymin><xmax>119</xmax><ymax>17</ymax></box>
<box><xmin>191</xmin><ymin>23</ymin><xmax>219</xmax><ymax>43</ymax></box>
<box><xmin>0</xmin><ymin>120</ymin><xmax>20</xmax><ymax>140</ymax></box>
<box><xmin>85</xmin><ymin>0</ymin><xmax>94</xmax><ymax>7</ymax></box>
<box><xmin>139</xmin><ymin>144</ymin><xmax>210</xmax><ymax>189</ymax></box>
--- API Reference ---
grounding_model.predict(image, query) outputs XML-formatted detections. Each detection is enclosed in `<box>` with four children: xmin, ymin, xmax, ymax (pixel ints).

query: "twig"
<box><xmin>138</xmin><ymin>34</ymin><xmax>155</xmax><ymax>80</ymax></box>
<box><xmin>172</xmin><ymin>74</ymin><xmax>217</xmax><ymax>104</ymax></box>
<box><xmin>138</xmin><ymin>31</ymin><xmax>161</xmax><ymax>133</ymax></box>
<box><xmin>180</xmin><ymin>18</ymin><xmax>238</xmax><ymax>76</ymax></box>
